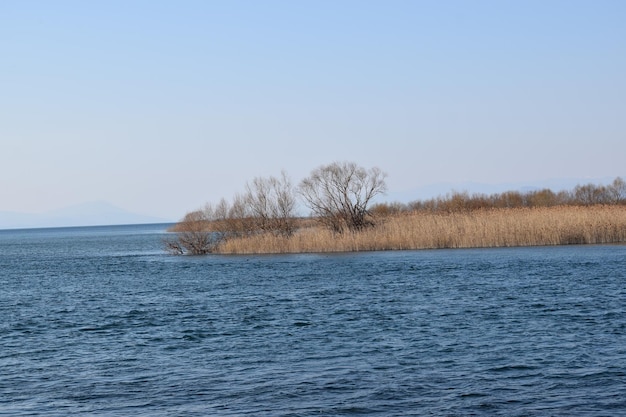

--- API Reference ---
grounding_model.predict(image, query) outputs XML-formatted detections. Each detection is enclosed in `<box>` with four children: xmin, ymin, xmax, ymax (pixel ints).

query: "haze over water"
<box><xmin>1</xmin><ymin>224</ymin><xmax>625</xmax><ymax>416</ymax></box>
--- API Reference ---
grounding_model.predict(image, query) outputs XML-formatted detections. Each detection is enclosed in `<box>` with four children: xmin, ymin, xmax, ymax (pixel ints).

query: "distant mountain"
<box><xmin>0</xmin><ymin>201</ymin><xmax>170</xmax><ymax>230</ymax></box>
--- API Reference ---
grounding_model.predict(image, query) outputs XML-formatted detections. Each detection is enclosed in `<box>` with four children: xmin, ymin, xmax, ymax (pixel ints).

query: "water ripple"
<box><xmin>1</xmin><ymin>227</ymin><xmax>625</xmax><ymax>415</ymax></box>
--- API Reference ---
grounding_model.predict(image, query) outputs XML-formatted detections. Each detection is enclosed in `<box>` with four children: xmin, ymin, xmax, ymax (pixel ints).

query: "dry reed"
<box><xmin>215</xmin><ymin>206</ymin><xmax>626</xmax><ymax>254</ymax></box>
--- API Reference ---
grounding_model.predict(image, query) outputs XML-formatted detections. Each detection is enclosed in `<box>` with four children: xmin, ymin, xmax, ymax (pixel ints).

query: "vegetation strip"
<box><xmin>165</xmin><ymin>162</ymin><xmax>626</xmax><ymax>255</ymax></box>
<box><xmin>217</xmin><ymin>206</ymin><xmax>626</xmax><ymax>254</ymax></box>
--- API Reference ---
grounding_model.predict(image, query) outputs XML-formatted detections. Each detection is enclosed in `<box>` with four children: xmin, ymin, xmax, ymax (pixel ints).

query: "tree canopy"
<box><xmin>298</xmin><ymin>161</ymin><xmax>387</xmax><ymax>232</ymax></box>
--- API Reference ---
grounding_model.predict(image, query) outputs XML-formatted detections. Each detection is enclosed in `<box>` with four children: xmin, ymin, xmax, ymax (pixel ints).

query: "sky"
<box><xmin>2</xmin><ymin>0</ymin><xmax>625</xmax><ymax>221</ymax></box>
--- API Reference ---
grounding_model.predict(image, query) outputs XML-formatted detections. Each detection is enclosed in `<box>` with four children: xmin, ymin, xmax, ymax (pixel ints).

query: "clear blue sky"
<box><xmin>2</xmin><ymin>0</ymin><xmax>625</xmax><ymax>220</ymax></box>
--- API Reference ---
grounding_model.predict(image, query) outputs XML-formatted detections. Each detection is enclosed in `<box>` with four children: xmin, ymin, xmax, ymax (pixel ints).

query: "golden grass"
<box><xmin>215</xmin><ymin>205</ymin><xmax>626</xmax><ymax>254</ymax></box>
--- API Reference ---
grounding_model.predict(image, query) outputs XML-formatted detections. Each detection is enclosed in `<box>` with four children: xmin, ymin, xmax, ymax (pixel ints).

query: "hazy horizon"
<box><xmin>2</xmin><ymin>1</ymin><xmax>625</xmax><ymax>224</ymax></box>
<box><xmin>2</xmin><ymin>175</ymin><xmax>623</xmax><ymax>230</ymax></box>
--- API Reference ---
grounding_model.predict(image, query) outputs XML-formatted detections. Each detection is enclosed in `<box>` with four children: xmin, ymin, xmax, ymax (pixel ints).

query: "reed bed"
<box><xmin>216</xmin><ymin>205</ymin><xmax>626</xmax><ymax>254</ymax></box>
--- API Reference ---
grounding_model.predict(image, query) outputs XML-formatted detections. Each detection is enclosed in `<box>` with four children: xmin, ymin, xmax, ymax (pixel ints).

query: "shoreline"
<box><xmin>195</xmin><ymin>242</ymin><xmax>626</xmax><ymax>258</ymax></box>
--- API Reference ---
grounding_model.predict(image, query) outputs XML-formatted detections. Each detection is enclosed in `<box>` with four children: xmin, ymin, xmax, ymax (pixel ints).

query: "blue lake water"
<box><xmin>1</xmin><ymin>224</ymin><xmax>625</xmax><ymax>416</ymax></box>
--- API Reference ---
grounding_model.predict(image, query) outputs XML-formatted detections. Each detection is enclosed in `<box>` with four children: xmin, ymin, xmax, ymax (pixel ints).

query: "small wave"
<box><xmin>489</xmin><ymin>364</ymin><xmax>540</xmax><ymax>373</ymax></box>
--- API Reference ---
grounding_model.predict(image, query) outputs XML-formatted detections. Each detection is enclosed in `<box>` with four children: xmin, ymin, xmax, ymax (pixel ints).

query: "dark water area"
<box><xmin>1</xmin><ymin>224</ymin><xmax>625</xmax><ymax>416</ymax></box>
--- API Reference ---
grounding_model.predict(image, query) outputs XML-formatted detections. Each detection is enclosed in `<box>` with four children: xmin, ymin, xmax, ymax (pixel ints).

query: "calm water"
<box><xmin>1</xmin><ymin>224</ymin><xmax>625</xmax><ymax>416</ymax></box>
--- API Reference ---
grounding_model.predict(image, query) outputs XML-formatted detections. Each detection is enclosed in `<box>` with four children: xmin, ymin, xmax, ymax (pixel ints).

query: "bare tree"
<box><xmin>299</xmin><ymin>161</ymin><xmax>387</xmax><ymax>232</ymax></box>
<box><xmin>224</xmin><ymin>193</ymin><xmax>256</xmax><ymax>236</ymax></box>
<box><xmin>164</xmin><ymin>209</ymin><xmax>218</xmax><ymax>255</ymax></box>
<box><xmin>245</xmin><ymin>171</ymin><xmax>297</xmax><ymax>236</ymax></box>
<box><xmin>608</xmin><ymin>177</ymin><xmax>626</xmax><ymax>204</ymax></box>
<box><xmin>525</xmin><ymin>189</ymin><xmax>559</xmax><ymax>207</ymax></box>
<box><xmin>573</xmin><ymin>183</ymin><xmax>611</xmax><ymax>205</ymax></box>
